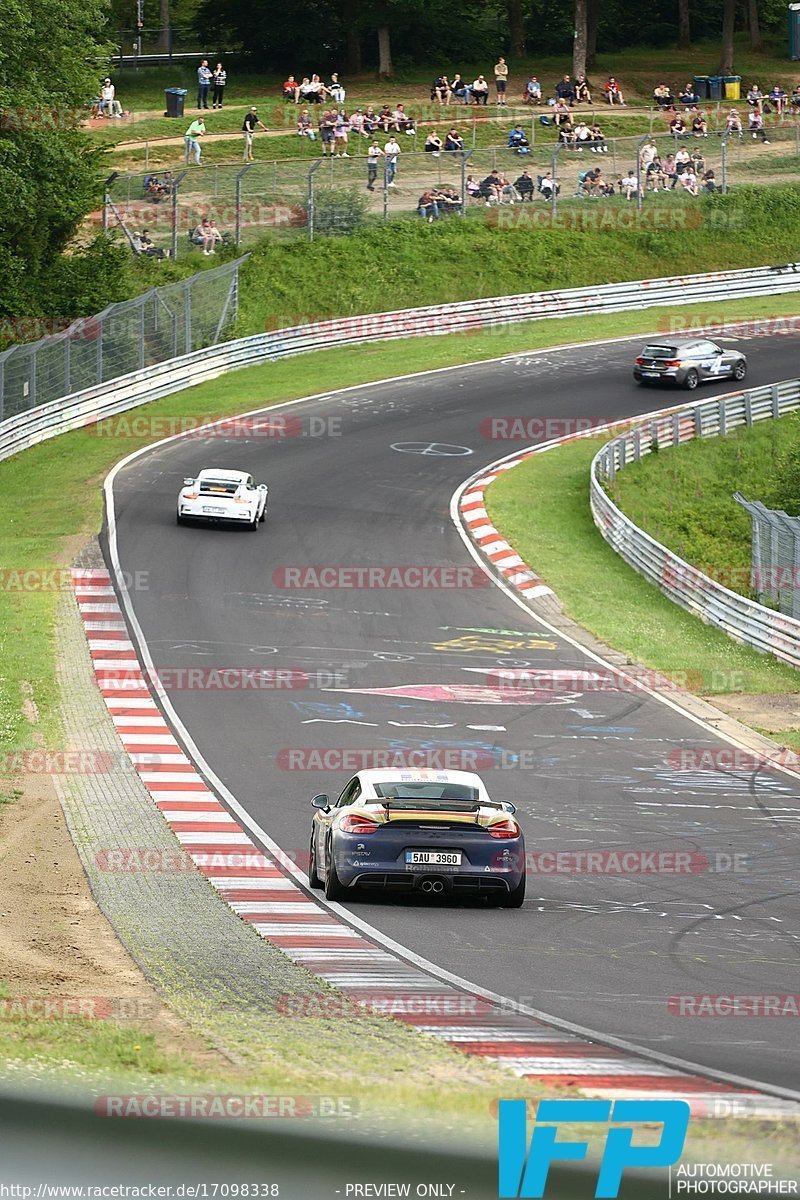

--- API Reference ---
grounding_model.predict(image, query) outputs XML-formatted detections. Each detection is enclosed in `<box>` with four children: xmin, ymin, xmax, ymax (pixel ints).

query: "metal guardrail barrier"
<box><xmin>590</xmin><ymin>379</ymin><xmax>800</xmax><ymax>668</ymax></box>
<box><xmin>3</xmin><ymin>261</ymin><xmax>800</xmax><ymax>468</ymax></box>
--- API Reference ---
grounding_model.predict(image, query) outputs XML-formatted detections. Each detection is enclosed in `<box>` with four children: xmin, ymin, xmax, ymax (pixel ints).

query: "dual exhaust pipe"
<box><xmin>420</xmin><ymin>878</ymin><xmax>445</xmax><ymax>894</ymax></box>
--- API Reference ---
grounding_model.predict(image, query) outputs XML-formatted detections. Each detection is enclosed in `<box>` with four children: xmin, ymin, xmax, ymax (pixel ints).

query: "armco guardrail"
<box><xmin>590</xmin><ymin>379</ymin><xmax>800</xmax><ymax>668</ymax></box>
<box><xmin>3</xmin><ymin>261</ymin><xmax>800</xmax><ymax>466</ymax></box>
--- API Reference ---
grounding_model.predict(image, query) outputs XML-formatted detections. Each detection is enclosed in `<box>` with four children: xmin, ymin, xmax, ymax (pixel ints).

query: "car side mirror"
<box><xmin>257</xmin><ymin>484</ymin><xmax>268</xmax><ymax>492</ymax></box>
<box><xmin>183</xmin><ymin>477</ymin><xmax>194</xmax><ymax>486</ymax></box>
<box><xmin>714</xmin><ymin>348</ymin><xmax>723</xmax><ymax>355</ymax></box>
<box><xmin>311</xmin><ymin>794</ymin><xmax>330</xmax><ymax>811</ymax></box>
<box><xmin>502</xmin><ymin>802</ymin><xmax>517</xmax><ymax>814</ymax></box>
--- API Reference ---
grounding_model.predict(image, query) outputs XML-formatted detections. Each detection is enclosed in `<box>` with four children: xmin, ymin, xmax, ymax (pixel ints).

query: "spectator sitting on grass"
<box><xmin>791</xmin><ymin>85</ymin><xmax>800</xmax><ymax>111</ymax></box>
<box><xmin>297</xmin><ymin>108</ymin><xmax>316</xmax><ymax>140</ymax></box>
<box><xmin>575</xmin><ymin>75</ymin><xmax>591</xmax><ymax>103</ymax></box>
<box><xmin>671</xmin><ymin>146</ymin><xmax>691</xmax><ymax>186</ymax></box>
<box><xmin>479</xmin><ymin>168</ymin><xmax>502</xmax><ymax>203</ymax></box>
<box><xmin>498</xmin><ymin>173</ymin><xmax>519</xmax><ymax>203</ymax></box>
<box><xmin>378</xmin><ymin>104</ymin><xmax>395</xmax><ymax>131</ymax></box>
<box><xmin>433</xmin><ymin>185</ymin><xmax>462</xmax><ymax>214</ymax></box>
<box><xmin>690</xmin><ymin>148</ymin><xmax>705</xmax><ymax>174</ymax></box>
<box><xmin>471</xmin><ymin>75</ymin><xmax>489</xmax><ymax>105</ymax></box>
<box><xmin>640</xmin><ymin>139</ymin><xmax>657</xmax><ymax>170</ymax></box>
<box><xmin>658</xmin><ymin>151</ymin><xmax>675</xmax><ymax>189</ymax></box>
<box><xmin>702</xmin><ymin>168</ymin><xmax>717</xmax><ymax>192</ymax></box>
<box><xmin>725</xmin><ymin>108</ymin><xmax>743</xmax><ymax>135</ymax></box>
<box><xmin>283</xmin><ymin>75</ymin><xmax>300</xmax><ymax>103</ymax></box>
<box><xmin>590</xmin><ymin>167</ymin><xmax>615</xmax><ymax>196</ymax></box>
<box><xmin>425</xmin><ymin>130</ymin><xmax>443</xmax><ymax>155</ymax></box>
<box><xmin>589</xmin><ymin>123</ymin><xmax>608</xmax><ymax>152</ymax></box>
<box><xmin>100</xmin><ymin>78</ymin><xmax>122</xmax><ymax>117</ymax></box>
<box><xmin>691</xmin><ymin>111</ymin><xmax>708</xmax><ymax>137</ymax></box>
<box><xmin>670</xmin><ymin>113</ymin><xmax>688</xmax><ymax>138</ymax></box>
<box><xmin>553</xmin><ymin>98</ymin><xmax>572</xmax><ymax>127</ymax></box>
<box><xmin>192</xmin><ymin>217</ymin><xmax>222</xmax><ymax>255</ymax></box>
<box><xmin>746</xmin><ymin>83</ymin><xmax>763</xmax><ymax>109</ymax></box>
<box><xmin>679</xmin><ymin>168</ymin><xmax>699</xmax><ymax>196</ymax></box>
<box><xmin>555</xmin><ymin>74</ymin><xmax>575</xmax><ymax>105</ymax></box>
<box><xmin>769</xmin><ymin>83</ymin><xmax>786</xmax><ymax>113</ymax></box>
<box><xmin>327</xmin><ymin>73</ymin><xmax>346</xmax><ymax>104</ymax></box>
<box><xmin>144</xmin><ymin>174</ymin><xmax>170</xmax><ymax>201</ymax></box>
<box><xmin>394</xmin><ymin>104</ymin><xmax>415</xmax><ymax>133</ymax></box>
<box><xmin>514</xmin><ymin>168</ymin><xmax>534</xmax><ymax>199</ymax></box>
<box><xmin>363</xmin><ymin>106</ymin><xmax>378</xmax><ymax>132</ymax></box>
<box><xmin>619</xmin><ymin>169</ymin><xmax>639</xmax><ymax>199</ymax></box>
<box><xmin>507</xmin><ymin>124</ymin><xmax>529</xmax><ymax>153</ymax></box>
<box><xmin>605</xmin><ymin>76</ymin><xmax>625</xmax><ymax>105</ymax></box>
<box><xmin>538</xmin><ymin>170</ymin><xmax>559</xmax><ymax>197</ymax></box>
<box><xmin>466</xmin><ymin>174</ymin><xmax>482</xmax><ymax>198</ymax></box>
<box><xmin>444</xmin><ymin>128</ymin><xmax>464</xmax><ymax>151</ymax></box>
<box><xmin>450</xmin><ymin>74</ymin><xmax>468</xmax><ymax>102</ymax></box>
<box><xmin>300</xmin><ymin>76</ymin><xmax>324</xmax><ymax>103</ymax></box>
<box><xmin>349</xmin><ymin>109</ymin><xmax>365</xmax><ymax>136</ymax></box>
<box><xmin>134</xmin><ymin>229</ymin><xmax>165</xmax><ymax>258</ymax></box>
<box><xmin>418</xmin><ymin>188</ymin><xmax>440</xmax><ymax>221</ymax></box>
<box><xmin>679</xmin><ymin>82</ymin><xmax>699</xmax><ymax>106</ymax></box>
<box><xmin>558</xmin><ymin>121</ymin><xmax>574</xmax><ymax>148</ymax></box>
<box><xmin>573</xmin><ymin>121</ymin><xmax>592</xmax><ymax>150</ymax></box>
<box><xmin>653</xmin><ymin>83</ymin><xmax>674</xmax><ymax>107</ymax></box>
<box><xmin>524</xmin><ymin>76</ymin><xmax>541</xmax><ymax>104</ymax></box>
<box><xmin>644</xmin><ymin>153</ymin><xmax>662</xmax><ymax>190</ymax></box>
<box><xmin>432</xmin><ymin>75</ymin><xmax>451</xmax><ymax>103</ymax></box>
<box><xmin>748</xmin><ymin>108</ymin><xmax>770</xmax><ymax>142</ymax></box>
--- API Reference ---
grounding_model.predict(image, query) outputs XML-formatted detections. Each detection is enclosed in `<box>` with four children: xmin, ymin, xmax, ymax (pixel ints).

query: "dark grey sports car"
<box><xmin>634</xmin><ymin>339</ymin><xmax>747</xmax><ymax>390</ymax></box>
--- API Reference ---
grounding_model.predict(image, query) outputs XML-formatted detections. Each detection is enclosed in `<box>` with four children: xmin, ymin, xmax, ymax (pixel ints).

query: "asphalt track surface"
<box><xmin>107</xmin><ymin>332</ymin><xmax>800</xmax><ymax>1094</ymax></box>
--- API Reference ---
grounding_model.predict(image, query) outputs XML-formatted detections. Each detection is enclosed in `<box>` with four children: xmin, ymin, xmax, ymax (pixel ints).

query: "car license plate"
<box><xmin>643</xmin><ymin>371</ymin><xmax>661</xmax><ymax>377</ymax></box>
<box><xmin>405</xmin><ymin>850</ymin><xmax>462</xmax><ymax>866</ymax></box>
<box><xmin>202</xmin><ymin>506</ymin><xmax>225</xmax><ymax>514</ymax></box>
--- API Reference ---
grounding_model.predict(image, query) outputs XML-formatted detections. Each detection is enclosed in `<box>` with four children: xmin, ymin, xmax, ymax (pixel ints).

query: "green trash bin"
<box><xmin>693</xmin><ymin>75</ymin><xmax>710</xmax><ymax>99</ymax></box>
<box><xmin>724</xmin><ymin>75</ymin><xmax>741</xmax><ymax>100</ymax></box>
<box><xmin>708</xmin><ymin>75</ymin><xmax>723</xmax><ymax>101</ymax></box>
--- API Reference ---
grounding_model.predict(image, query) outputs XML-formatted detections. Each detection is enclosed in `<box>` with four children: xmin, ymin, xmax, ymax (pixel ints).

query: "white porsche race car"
<box><xmin>177</xmin><ymin>468</ymin><xmax>268</xmax><ymax>530</ymax></box>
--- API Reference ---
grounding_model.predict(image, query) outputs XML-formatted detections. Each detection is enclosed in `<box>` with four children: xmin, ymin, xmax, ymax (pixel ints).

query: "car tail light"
<box><xmin>488</xmin><ymin>818</ymin><xmax>520</xmax><ymax>839</ymax></box>
<box><xmin>340</xmin><ymin>814</ymin><xmax>380</xmax><ymax>834</ymax></box>
<box><xmin>634</xmin><ymin>357</ymin><xmax>645</xmax><ymax>365</ymax></box>
<box><xmin>182</xmin><ymin>492</ymin><xmax>198</xmax><ymax>499</ymax></box>
<box><xmin>664</xmin><ymin>360</ymin><xmax>681</xmax><ymax>368</ymax></box>
<box><xmin>234</xmin><ymin>497</ymin><xmax>250</xmax><ymax>505</ymax></box>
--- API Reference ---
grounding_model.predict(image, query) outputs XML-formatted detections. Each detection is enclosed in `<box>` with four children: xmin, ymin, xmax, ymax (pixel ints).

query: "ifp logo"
<box><xmin>498</xmin><ymin>1098</ymin><xmax>689</xmax><ymax>1197</ymax></box>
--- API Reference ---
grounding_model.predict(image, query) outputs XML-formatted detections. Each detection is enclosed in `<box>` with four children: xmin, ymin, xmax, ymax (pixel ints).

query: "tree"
<box><xmin>0</xmin><ymin>0</ymin><xmax>128</xmax><ymax>322</ymax></box>
<box><xmin>572</xmin><ymin>0</ymin><xmax>588</xmax><ymax>79</ymax></box>
<box><xmin>719</xmin><ymin>0</ymin><xmax>736</xmax><ymax>72</ymax></box>
<box><xmin>158</xmin><ymin>0</ymin><xmax>171</xmax><ymax>53</ymax></box>
<box><xmin>587</xmin><ymin>0</ymin><xmax>599</xmax><ymax>66</ymax></box>
<box><xmin>377</xmin><ymin>24</ymin><xmax>393</xmax><ymax>76</ymax></box>
<box><xmin>507</xmin><ymin>0</ymin><xmax>526</xmax><ymax>56</ymax></box>
<box><xmin>677</xmin><ymin>0</ymin><xmax>691</xmax><ymax>48</ymax></box>
<box><xmin>748</xmin><ymin>0</ymin><xmax>762</xmax><ymax>51</ymax></box>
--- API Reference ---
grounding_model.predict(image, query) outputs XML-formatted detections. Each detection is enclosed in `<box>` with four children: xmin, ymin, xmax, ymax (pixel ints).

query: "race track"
<box><xmin>106</xmin><ymin>331</ymin><xmax>800</xmax><ymax>1093</ymax></box>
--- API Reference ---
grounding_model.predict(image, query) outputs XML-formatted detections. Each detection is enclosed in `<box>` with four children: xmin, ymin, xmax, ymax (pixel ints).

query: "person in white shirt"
<box><xmin>384</xmin><ymin>136</ymin><xmax>401</xmax><ymax>184</ymax></box>
<box><xmin>471</xmin><ymin>76</ymin><xmax>489</xmax><ymax>105</ymax></box>
<box><xmin>100</xmin><ymin>79</ymin><xmax>122</xmax><ymax>117</ymax></box>
<box><xmin>327</xmin><ymin>73</ymin><xmax>346</xmax><ymax>104</ymax></box>
<box><xmin>619</xmin><ymin>170</ymin><xmax>638</xmax><ymax>199</ymax></box>
<box><xmin>679</xmin><ymin>169</ymin><xmax>698</xmax><ymax>196</ymax></box>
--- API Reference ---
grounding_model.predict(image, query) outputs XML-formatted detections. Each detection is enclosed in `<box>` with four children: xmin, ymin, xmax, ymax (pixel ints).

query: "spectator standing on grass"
<box><xmin>749</xmin><ymin>108</ymin><xmax>770</xmax><ymax>142</ymax></box>
<box><xmin>471</xmin><ymin>75</ymin><xmax>489</xmax><ymax>105</ymax></box>
<box><xmin>366</xmin><ymin>140</ymin><xmax>383</xmax><ymax>190</ymax></box>
<box><xmin>212</xmin><ymin>64</ymin><xmax>226</xmax><ymax>109</ymax></box>
<box><xmin>605</xmin><ymin>77</ymin><xmax>625</xmax><ymax>105</ymax></box>
<box><xmin>197</xmin><ymin>60</ymin><xmax>212</xmax><ymax>109</ymax></box>
<box><xmin>333</xmin><ymin>109</ymin><xmax>350</xmax><ymax>156</ymax></box>
<box><xmin>242</xmin><ymin>107</ymin><xmax>267</xmax><ymax>163</ymax></box>
<box><xmin>640</xmin><ymin>139</ymin><xmax>657</xmax><ymax>171</ymax></box>
<box><xmin>319</xmin><ymin>108</ymin><xmax>336</xmax><ymax>157</ymax></box>
<box><xmin>184</xmin><ymin>115</ymin><xmax>205</xmax><ymax>164</ymax></box>
<box><xmin>384</xmin><ymin>135</ymin><xmax>401</xmax><ymax>184</ymax></box>
<box><xmin>494</xmin><ymin>57</ymin><xmax>509</xmax><ymax>106</ymax></box>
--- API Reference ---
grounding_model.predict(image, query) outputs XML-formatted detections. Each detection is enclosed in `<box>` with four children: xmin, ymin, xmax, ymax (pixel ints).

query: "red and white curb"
<box><xmin>459</xmin><ymin>453</ymin><xmax>554</xmax><ymax>600</ymax></box>
<box><xmin>72</xmin><ymin>566</ymin><xmax>796</xmax><ymax>1120</ymax></box>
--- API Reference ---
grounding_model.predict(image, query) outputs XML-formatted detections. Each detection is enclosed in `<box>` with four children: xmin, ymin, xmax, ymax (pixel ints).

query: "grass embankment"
<box><xmin>233</xmin><ymin>186</ymin><xmax>800</xmax><ymax>332</ymax></box>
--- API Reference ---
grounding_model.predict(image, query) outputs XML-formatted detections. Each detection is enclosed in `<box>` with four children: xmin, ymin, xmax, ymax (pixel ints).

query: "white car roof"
<box><xmin>197</xmin><ymin>468</ymin><xmax>249</xmax><ymax>483</ymax></box>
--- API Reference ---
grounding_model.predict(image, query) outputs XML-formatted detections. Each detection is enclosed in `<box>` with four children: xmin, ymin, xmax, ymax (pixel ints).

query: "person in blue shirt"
<box><xmin>507</xmin><ymin>125</ymin><xmax>529</xmax><ymax>154</ymax></box>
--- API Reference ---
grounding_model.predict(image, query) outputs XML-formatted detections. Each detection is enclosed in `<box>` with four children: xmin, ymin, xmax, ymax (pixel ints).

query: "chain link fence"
<box><xmin>734</xmin><ymin>493</ymin><xmax>800</xmax><ymax>619</ymax></box>
<box><xmin>0</xmin><ymin>257</ymin><xmax>246</xmax><ymax>423</ymax></box>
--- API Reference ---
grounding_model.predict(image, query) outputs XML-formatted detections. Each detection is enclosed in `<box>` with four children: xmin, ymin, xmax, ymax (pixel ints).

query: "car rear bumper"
<box><xmin>633</xmin><ymin>367</ymin><xmax>683</xmax><ymax>385</ymax></box>
<box><xmin>331</xmin><ymin>827</ymin><xmax>525</xmax><ymax>892</ymax></box>
<box><xmin>178</xmin><ymin>502</ymin><xmax>255</xmax><ymax>523</ymax></box>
